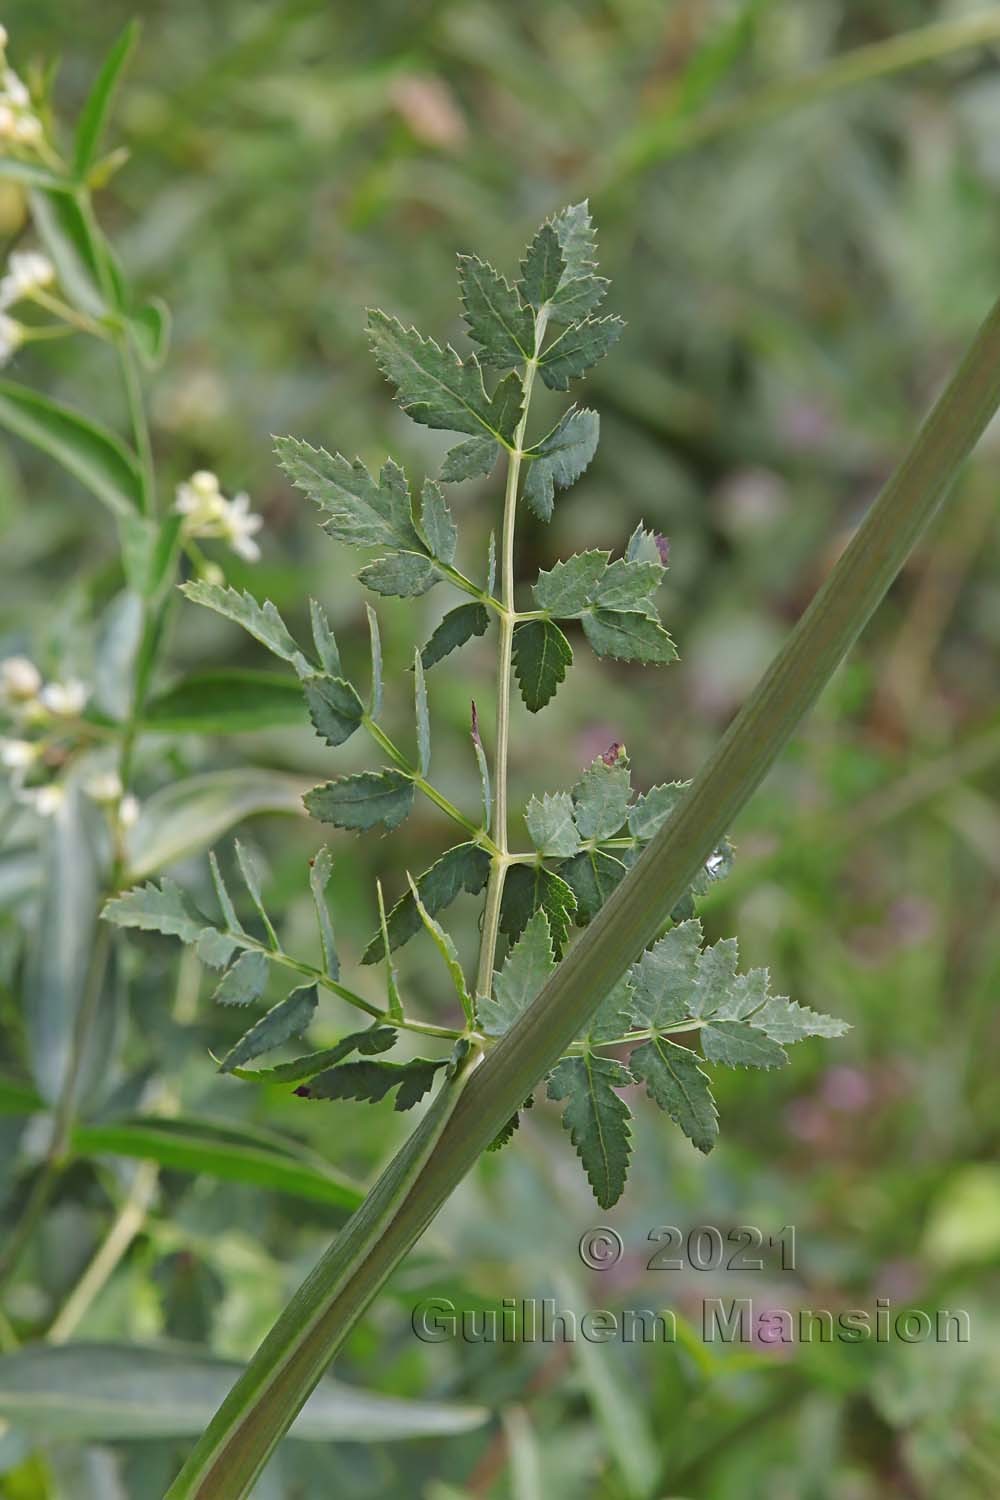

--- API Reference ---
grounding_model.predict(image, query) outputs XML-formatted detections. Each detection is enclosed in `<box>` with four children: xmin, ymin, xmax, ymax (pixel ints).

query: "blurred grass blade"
<box><xmin>610</xmin><ymin>10</ymin><xmax>1000</xmax><ymax>177</ymax></box>
<box><xmin>0</xmin><ymin>1342</ymin><xmax>486</xmax><ymax>1441</ymax></box>
<box><xmin>71</xmin><ymin>1115</ymin><xmax>363</xmax><ymax>1210</ymax></box>
<box><xmin>141</xmin><ymin>671</ymin><xmax>307</xmax><ymax>733</ymax></box>
<box><xmin>166</xmin><ymin>293</ymin><xmax>1000</xmax><ymax>1498</ymax></box>
<box><xmin>74</xmin><ymin>20</ymin><xmax>139</xmax><ymax>179</ymax></box>
<box><xmin>0</xmin><ymin>158</ymin><xmax>71</xmax><ymax>190</ymax></box>
<box><xmin>29</xmin><ymin>189</ymin><xmax>121</xmax><ymax>318</ymax></box>
<box><xmin>0</xmin><ymin>382</ymin><xmax>142</xmax><ymax>517</ymax></box>
<box><xmin>126</xmin><ymin>769</ymin><xmax>310</xmax><ymax>879</ymax></box>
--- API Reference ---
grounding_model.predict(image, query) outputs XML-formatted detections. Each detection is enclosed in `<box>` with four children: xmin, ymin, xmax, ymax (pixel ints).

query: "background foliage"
<box><xmin>3</xmin><ymin>2</ymin><xmax>1000</xmax><ymax>1495</ymax></box>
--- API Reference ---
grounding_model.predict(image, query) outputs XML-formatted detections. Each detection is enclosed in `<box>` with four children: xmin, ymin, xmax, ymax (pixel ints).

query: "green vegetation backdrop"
<box><xmin>2</xmin><ymin>2</ymin><xmax>1000</xmax><ymax>1496</ymax></box>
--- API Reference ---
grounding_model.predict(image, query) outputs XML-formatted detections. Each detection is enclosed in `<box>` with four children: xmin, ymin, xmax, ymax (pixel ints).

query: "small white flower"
<box><xmin>1</xmin><ymin>655</ymin><xmax>42</xmax><ymax>701</ymax></box>
<box><xmin>221</xmin><ymin>492</ymin><xmax>263</xmax><ymax>562</ymax></box>
<box><xmin>0</xmin><ymin>737</ymin><xmax>38</xmax><ymax>769</ymax></box>
<box><xmin>1</xmin><ymin>68</ymin><xmax>29</xmax><ymax>109</ymax></box>
<box><xmin>85</xmin><ymin>770</ymin><xmax>124</xmax><ymax>803</ymax></box>
<box><xmin>39</xmin><ymin>679</ymin><xmax>88</xmax><ymax>717</ymax></box>
<box><xmin>0</xmin><ymin>250</ymin><xmax>55</xmax><ymax>308</ymax></box>
<box><xmin>27</xmin><ymin>782</ymin><xmax>64</xmax><ymax>818</ymax></box>
<box><xmin>119</xmin><ymin>793</ymin><xmax>140</xmax><ymax>828</ymax></box>
<box><xmin>174</xmin><ymin>471</ymin><xmax>263</xmax><ymax>562</ymax></box>
<box><xmin>0</xmin><ymin>313</ymin><xmax>24</xmax><ymax>367</ymax></box>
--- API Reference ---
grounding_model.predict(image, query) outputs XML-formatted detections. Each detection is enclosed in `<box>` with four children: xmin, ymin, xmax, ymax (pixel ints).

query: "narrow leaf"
<box><xmin>414</xmin><ymin>651</ymin><xmax>431</xmax><ymax>775</ymax></box>
<box><xmin>417</xmin><ymin>477</ymin><xmax>457</xmax><ymax>565</ymax></box>
<box><xmin>0</xmin><ymin>381</ymin><xmax>142</xmax><ymax>517</ymax></box>
<box><xmin>407</xmin><ymin>876</ymin><xmax>472</xmax><ymax>1021</ymax></box>
<box><xmin>376</xmin><ymin>880</ymin><xmax>403</xmax><ymax>1020</ymax></box>
<box><xmin>74</xmin><ymin>20</ymin><xmax>138</xmax><ymax>176</ymax></box>
<box><xmin>308</xmin><ymin>847</ymin><xmax>339</xmax><ymax>977</ymax></box>
<box><xmin>367</xmin><ymin>603</ymin><xmax>383</xmax><ymax>718</ymax></box>
<box><xmin>519</xmin><ymin>223</ymin><xmax>565</xmax><ymax>310</ymax></box>
<box><xmin>309</xmin><ymin>599</ymin><xmax>341</xmax><ymax>676</ymax></box>
<box><xmin>233</xmin><ymin>841</ymin><xmax>277</xmax><ymax>947</ymax></box>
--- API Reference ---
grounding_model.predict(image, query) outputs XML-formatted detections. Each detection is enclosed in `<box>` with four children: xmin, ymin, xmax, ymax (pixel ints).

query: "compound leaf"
<box><xmin>362</xmin><ymin>843</ymin><xmax>491</xmax><ymax>963</ymax></box>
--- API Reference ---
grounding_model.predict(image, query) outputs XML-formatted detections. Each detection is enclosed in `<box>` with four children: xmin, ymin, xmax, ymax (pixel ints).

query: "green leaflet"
<box><xmin>367</xmin><ymin>310</ymin><xmax>523</xmax><ymax>445</ymax></box>
<box><xmin>458</xmin><ymin>254</ymin><xmax>534</xmax><ymax>368</ymax></box>
<box><xmin>308</xmin><ymin>846</ymin><xmax>339</xmax><ymax>977</ymax></box>
<box><xmin>532</xmin><ymin>550</ymin><xmax>609</xmax><ymax>616</ymax></box>
<box><xmin>629</xmin><ymin>1037</ymin><xmax>718</xmax><ymax>1155</ymax></box>
<box><xmin>408</xmin><ymin>877</ymin><xmax>472</xmax><ymax>1021</ymax></box>
<box><xmin>538</xmin><ymin>316</ymin><xmax>625</xmax><ymax>392</ymax></box>
<box><xmin>212</xmin><ymin>950</ymin><xmax>269</xmax><ymax>1008</ymax></box>
<box><xmin>627</xmin><ymin>781</ymin><xmax>687</xmax><ymax>840</ymax></box>
<box><xmin>546</xmin><ymin>201</ymin><xmax>609</xmax><ymax>325</ymax></box>
<box><xmin>421</xmin><ymin>602</ymin><xmax>490</xmax><ymax>669</ymax></box>
<box><xmin>180</xmin><ymin>582</ymin><xmax>310</xmax><ymax>674</ymax></box>
<box><xmin>752</xmin><ymin>996</ymin><xmax>850</xmax><ymax>1042</ymax></box>
<box><xmin>0</xmin><ymin>381</ymin><xmax>143</xmax><ymax>518</ymax></box>
<box><xmin>556</xmin><ymin>848</ymin><xmax>627</xmax><ymax>925</ymax></box>
<box><xmin>232</xmin><ymin>1026</ymin><xmax>397</xmax><ymax>1083</ymax></box>
<box><xmin>414</xmin><ymin>652</ymin><xmax>431</xmax><ymax>776</ymax></box>
<box><xmin>440</xmin><ymin>435</ymin><xmax>499</xmax><ymax>483</ymax></box>
<box><xmin>479</xmin><ymin>910</ymin><xmax>554</xmax><ymax>1037</ymax></box>
<box><xmin>141</xmin><ymin>671</ymin><xmax>305</xmax><ymax>734</ymax></box>
<box><xmin>547</xmin><ymin>1055</ymin><xmax>633</xmax><ymax>1210</ymax></box>
<box><xmin>73</xmin><ymin>19</ymin><xmax>137</xmax><ymax>176</ymax></box>
<box><xmin>519</xmin><ymin>222</ymin><xmax>565</xmax><ymax>310</ymax></box>
<box><xmin>522</xmin><ymin>408</ymin><xmax>599</xmax><ymax>522</ymax></box>
<box><xmin>365</xmin><ymin>603</ymin><xmax>383</xmax><ymax>718</ymax></box>
<box><xmin>295</xmin><ymin>1057</ymin><xmax>448</xmax><ymax>1112</ymax></box>
<box><xmin>524</xmin><ymin>791</ymin><xmax>580</xmax><ymax>857</ymax></box>
<box><xmin>274</xmin><ymin>438</ymin><xmax>422</xmax><ymax>552</ymax></box>
<box><xmin>302</xmin><ymin>675</ymin><xmax>365</xmax><ymax>748</ymax></box>
<box><xmin>512</xmin><ymin>618</ymin><xmax>573</xmax><ymax>711</ymax></box>
<box><xmin>304</xmin><ymin>770</ymin><xmax>414</xmax><ymax>833</ymax></box>
<box><xmin>309</xmin><ymin>600</ymin><xmax>341</xmax><ymax>676</ymax></box>
<box><xmin>417</xmin><ymin>478</ymin><xmax>457</xmax><ymax>565</ymax></box>
<box><xmin>699</xmin><ymin>1020</ymin><xmax>787</xmax><ymax>1070</ymax></box>
<box><xmin>218</xmin><ymin>986</ymin><xmax>318</xmax><ymax>1073</ymax></box>
<box><xmin>581</xmin><ymin>608</ymin><xmax>677</xmax><ymax>664</ymax></box>
<box><xmin>499</xmin><ymin>864</ymin><xmax>576</xmax><ymax>956</ymax></box>
<box><xmin>357</xmin><ymin>552</ymin><xmax>440</xmax><ymax>598</ymax></box>
<box><xmin>470</xmin><ymin>702</ymin><xmax>491</xmax><ymax>832</ymax></box>
<box><xmin>571</xmin><ymin>753</ymin><xmax>632</xmax><ymax>840</ymax></box>
<box><xmin>361</xmin><ymin>843</ymin><xmax>491</xmax><ymax>963</ymax></box>
<box><xmin>103</xmin><ymin>878</ymin><xmax>209</xmax><ymax>946</ymax></box>
<box><xmin>628</xmin><ymin>919</ymin><xmax>703</xmax><ymax>1029</ymax></box>
<box><xmin>233</xmin><ymin>841</ymin><xmax>278</xmax><ymax>946</ymax></box>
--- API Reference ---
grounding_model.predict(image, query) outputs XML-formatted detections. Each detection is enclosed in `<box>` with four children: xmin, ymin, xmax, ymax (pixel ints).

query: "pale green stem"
<box><xmin>475</xmin><ymin>311</ymin><xmax>548</xmax><ymax>1000</ymax></box>
<box><xmin>46</xmin><ymin>1160</ymin><xmax>159</xmax><ymax>1343</ymax></box>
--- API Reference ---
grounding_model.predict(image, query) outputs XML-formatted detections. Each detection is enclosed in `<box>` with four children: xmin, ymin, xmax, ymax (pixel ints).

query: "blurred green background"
<box><xmin>3</xmin><ymin>1</ymin><xmax>1000</xmax><ymax>1496</ymax></box>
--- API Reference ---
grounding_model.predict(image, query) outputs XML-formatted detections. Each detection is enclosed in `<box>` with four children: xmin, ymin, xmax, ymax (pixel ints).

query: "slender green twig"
<box><xmin>475</xmin><ymin>310</ymin><xmax>547</xmax><ymax>1000</ymax></box>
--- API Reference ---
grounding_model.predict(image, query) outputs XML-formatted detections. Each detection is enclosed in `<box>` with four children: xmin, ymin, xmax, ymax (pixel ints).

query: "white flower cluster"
<box><xmin>0</xmin><ymin>655</ymin><xmax>139</xmax><ymax>823</ymax></box>
<box><xmin>0</xmin><ymin>251</ymin><xmax>55</xmax><ymax>309</ymax></box>
<box><xmin>174</xmin><ymin>470</ymin><xmax>263</xmax><ymax>562</ymax></box>
<box><xmin>0</xmin><ymin>28</ymin><xmax>43</xmax><ymax>149</ymax></box>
